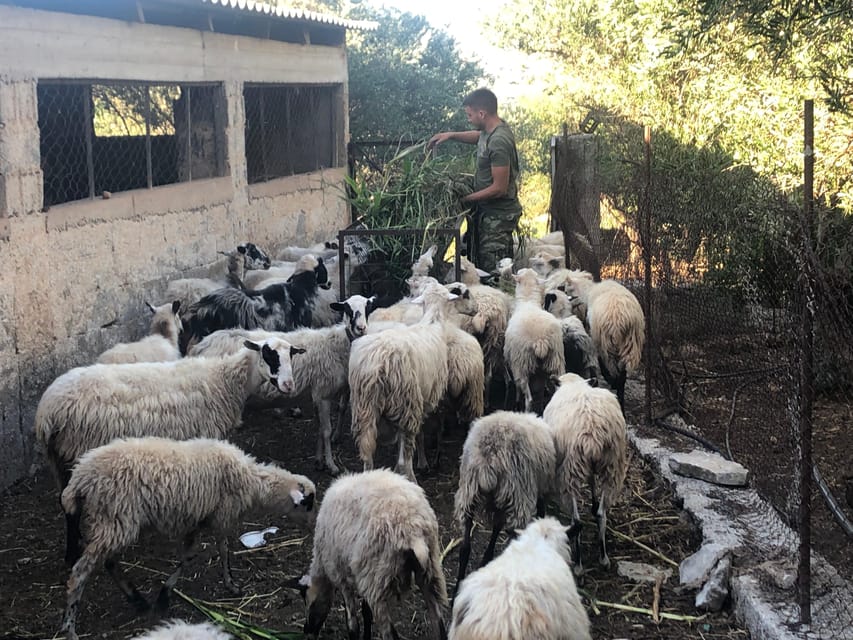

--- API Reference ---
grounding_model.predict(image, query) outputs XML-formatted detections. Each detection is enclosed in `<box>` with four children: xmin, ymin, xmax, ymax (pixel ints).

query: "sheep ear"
<box><xmin>544</xmin><ymin>293</ymin><xmax>556</xmax><ymax>310</ymax></box>
<box><xmin>548</xmin><ymin>258</ymin><xmax>561</xmax><ymax>269</ymax></box>
<box><xmin>366</xmin><ymin>295</ymin><xmax>377</xmax><ymax>315</ymax></box>
<box><xmin>291</xmin><ymin>346</ymin><xmax>306</xmax><ymax>357</ymax></box>
<box><xmin>243</xmin><ymin>340</ymin><xmax>261</xmax><ymax>352</ymax></box>
<box><xmin>171</xmin><ymin>300</ymin><xmax>181</xmax><ymax>314</ymax></box>
<box><xmin>329</xmin><ymin>301</ymin><xmax>347</xmax><ymax>313</ymax></box>
<box><xmin>237</xmin><ymin>244</ymin><xmax>248</xmax><ymax>254</ymax></box>
<box><xmin>145</xmin><ymin>301</ymin><xmax>156</xmax><ymax>314</ymax></box>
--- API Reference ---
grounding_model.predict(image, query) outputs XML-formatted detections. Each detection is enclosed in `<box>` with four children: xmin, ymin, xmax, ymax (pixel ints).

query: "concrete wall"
<box><xmin>0</xmin><ymin>6</ymin><xmax>351</xmax><ymax>488</ymax></box>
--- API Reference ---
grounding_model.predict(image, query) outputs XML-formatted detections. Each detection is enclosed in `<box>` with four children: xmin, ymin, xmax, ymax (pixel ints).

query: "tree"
<box><xmin>345</xmin><ymin>5</ymin><xmax>485</xmax><ymax>143</ymax></box>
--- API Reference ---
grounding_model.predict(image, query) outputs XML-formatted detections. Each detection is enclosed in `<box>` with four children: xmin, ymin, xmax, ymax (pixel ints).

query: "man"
<box><xmin>427</xmin><ymin>88</ymin><xmax>522</xmax><ymax>271</ymax></box>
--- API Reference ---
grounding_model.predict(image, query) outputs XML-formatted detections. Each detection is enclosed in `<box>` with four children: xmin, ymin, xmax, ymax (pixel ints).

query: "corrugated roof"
<box><xmin>202</xmin><ymin>0</ymin><xmax>378</xmax><ymax>31</ymax></box>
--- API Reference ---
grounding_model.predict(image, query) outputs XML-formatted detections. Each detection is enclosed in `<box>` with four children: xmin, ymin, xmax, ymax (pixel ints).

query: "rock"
<box><xmin>696</xmin><ymin>555</ymin><xmax>732</xmax><ymax>611</ymax></box>
<box><xmin>617</xmin><ymin>561</ymin><xmax>673</xmax><ymax>585</ymax></box>
<box><xmin>680</xmin><ymin>542</ymin><xmax>729</xmax><ymax>589</ymax></box>
<box><xmin>668</xmin><ymin>450</ymin><xmax>749</xmax><ymax>486</ymax></box>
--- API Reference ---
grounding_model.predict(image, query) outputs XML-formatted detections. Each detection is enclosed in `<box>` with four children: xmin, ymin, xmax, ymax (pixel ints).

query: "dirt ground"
<box><xmin>0</xmin><ymin>391</ymin><xmax>750</xmax><ymax>640</ymax></box>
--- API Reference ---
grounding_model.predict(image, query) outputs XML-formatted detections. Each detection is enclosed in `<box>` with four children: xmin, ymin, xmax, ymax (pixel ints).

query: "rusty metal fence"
<box><xmin>553</xmin><ymin>102</ymin><xmax>853</xmax><ymax>634</ymax></box>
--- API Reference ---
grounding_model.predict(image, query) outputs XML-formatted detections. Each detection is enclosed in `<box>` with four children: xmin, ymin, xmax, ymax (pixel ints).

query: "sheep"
<box><xmin>563</xmin><ymin>270</ymin><xmax>645</xmax><ymax>412</ymax></box>
<box><xmin>130</xmin><ymin>620</ymin><xmax>234</xmax><ymax>640</ymax></box>
<box><xmin>188</xmin><ymin>294</ymin><xmax>377</xmax><ymax>475</ymax></box>
<box><xmin>277</xmin><ymin>241</ymin><xmax>339</xmax><ymax>262</ymax></box>
<box><xmin>180</xmin><ymin>256</ymin><xmax>327</xmax><ymax>353</ymax></box>
<box><xmin>455</xmin><ymin>256</ymin><xmax>513</xmax><ymax>409</ymax></box>
<box><xmin>59</xmin><ymin>436</ymin><xmax>315</xmax><ymax>640</ymax></box>
<box><xmin>452</xmin><ymin>411</ymin><xmax>555</xmax><ymax>593</ymax></box>
<box><xmin>297</xmin><ymin>469</ymin><xmax>447</xmax><ymax>640</ymax></box>
<box><xmin>543</xmin><ymin>289</ymin><xmax>600</xmax><ymax>382</ymax></box>
<box><xmin>503</xmin><ymin>268</ymin><xmax>565</xmax><ymax>413</ymax></box>
<box><xmin>35</xmin><ymin>337</ymin><xmax>303</xmax><ymax>563</ymax></box>
<box><xmin>448</xmin><ymin>517</ymin><xmax>590</xmax><ymax>640</ymax></box>
<box><xmin>166</xmin><ymin>243</ymin><xmax>271</xmax><ymax>311</ymax></box>
<box><xmin>542</xmin><ymin>372</ymin><xmax>628</xmax><ymax>573</ymax></box>
<box><xmin>96</xmin><ymin>301</ymin><xmax>182</xmax><ymax>364</ymax></box>
<box><xmin>348</xmin><ymin>280</ymin><xmax>455</xmax><ymax>482</ymax></box>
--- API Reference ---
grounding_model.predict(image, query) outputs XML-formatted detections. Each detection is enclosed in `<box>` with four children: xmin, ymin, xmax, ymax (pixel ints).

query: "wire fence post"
<box><xmin>641</xmin><ymin>125</ymin><xmax>653</xmax><ymax>427</ymax></box>
<box><xmin>798</xmin><ymin>98</ymin><xmax>815</xmax><ymax>626</ymax></box>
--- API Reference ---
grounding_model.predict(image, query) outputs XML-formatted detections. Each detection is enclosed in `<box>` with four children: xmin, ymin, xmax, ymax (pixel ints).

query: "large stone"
<box><xmin>696</xmin><ymin>555</ymin><xmax>732</xmax><ymax>611</ymax></box>
<box><xmin>680</xmin><ymin>542</ymin><xmax>729</xmax><ymax>589</ymax></box>
<box><xmin>668</xmin><ymin>450</ymin><xmax>750</xmax><ymax>486</ymax></box>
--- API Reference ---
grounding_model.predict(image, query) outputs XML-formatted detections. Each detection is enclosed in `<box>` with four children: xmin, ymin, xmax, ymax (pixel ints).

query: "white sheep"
<box><xmin>59</xmin><ymin>436</ymin><xmax>315</xmax><ymax>640</ymax></box>
<box><xmin>449</xmin><ymin>517</ymin><xmax>590</xmax><ymax>640</ymax></box>
<box><xmin>452</xmin><ymin>411</ymin><xmax>555</xmax><ymax>593</ymax></box>
<box><xmin>35</xmin><ymin>337</ymin><xmax>303</xmax><ymax>564</ymax></box>
<box><xmin>503</xmin><ymin>268</ymin><xmax>565</xmax><ymax>413</ymax></box>
<box><xmin>348</xmin><ymin>281</ymin><xmax>454</xmax><ymax>482</ymax></box>
<box><xmin>188</xmin><ymin>294</ymin><xmax>377</xmax><ymax>475</ymax></box>
<box><xmin>563</xmin><ymin>270</ymin><xmax>645</xmax><ymax>412</ymax></box>
<box><xmin>542</xmin><ymin>372</ymin><xmax>628</xmax><ymax>573</ymax></box>
<box><xmin>96</xmin><ymin>301</ymin><xmax>182</xmax><ymax>364</ymax></box>
<box><xmin>130</xmin><ymin>620</ymin><xmax>234</xmax><ymax>640</ymax></box>
<box><xmin>543</xmin><ymin>289</ymin><xmax>600</xmax><ymax>382</ymax></box>
<box><xmin>298</xmin><ymin>469</ymin><xmax>447</xmax><ymax>640</ymax></box>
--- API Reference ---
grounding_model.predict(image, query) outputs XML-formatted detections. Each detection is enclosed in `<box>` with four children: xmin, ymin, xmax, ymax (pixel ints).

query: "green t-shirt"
<box><xmin>473</xmin><ymin>121</ymin><xmax>522</xmax><ymax>216</ymax></box>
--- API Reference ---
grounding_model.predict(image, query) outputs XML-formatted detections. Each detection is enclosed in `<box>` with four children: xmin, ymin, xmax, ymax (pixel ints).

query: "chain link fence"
<box><xmin>552</xmin><ymin>108</ymin><xmax>852</xmax><ymax>635</ymax></box>
<box><xmin>37</xmin><ymin>81</ymin><xmax>227</xmax><ymax>207</ymax></box>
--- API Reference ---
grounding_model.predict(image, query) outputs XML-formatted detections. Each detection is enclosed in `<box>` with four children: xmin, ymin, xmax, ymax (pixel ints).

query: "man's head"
<box><xmin>463</xmin><ymin>88</ymin><xmax>498</xmax><ymax>130</ymax></box>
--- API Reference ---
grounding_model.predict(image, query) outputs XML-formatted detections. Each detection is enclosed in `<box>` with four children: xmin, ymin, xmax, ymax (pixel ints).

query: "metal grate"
<box><xmin>243</xmin><ymin>84</ymin><xmax>340</xmax><ymax>183</ymax></box>
<box><xmin>37</xmin><ymin>81</ymin><xmax>227</xmax><ymax>207</ymax></box>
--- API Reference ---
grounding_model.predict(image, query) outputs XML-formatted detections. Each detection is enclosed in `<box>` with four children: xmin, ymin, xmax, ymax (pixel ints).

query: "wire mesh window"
<box><xmin>37</xmin><ymin>81</ymin><xmax>228</xmax><ymax>207</ymax></box>
<box><xmin>244</xmin><ymin>84</ymin><xmax>340</xmax><ymax>183</ymax></box>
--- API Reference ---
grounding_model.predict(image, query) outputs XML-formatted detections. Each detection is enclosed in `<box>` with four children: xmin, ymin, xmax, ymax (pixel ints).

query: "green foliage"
<box><xmin>345</xmin><ymin>5</ymin><xmax>486</xmax><ymax>142</ymax></box>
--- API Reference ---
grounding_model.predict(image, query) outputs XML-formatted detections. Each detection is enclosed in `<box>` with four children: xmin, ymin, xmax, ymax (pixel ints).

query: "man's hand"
<box><xmin>427</xmin><ymin>132</ymin><xmax>452</xmax><ymax>150</ymax></box>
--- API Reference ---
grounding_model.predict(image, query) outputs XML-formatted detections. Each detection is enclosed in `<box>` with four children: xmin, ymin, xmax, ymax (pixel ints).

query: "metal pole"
<box><xmin>642</xmin><ymin>125</ymin><xmax>653</xmax><ymax>428</ymax></box>
<box><xmin>797</xmin><ymin>99</ymin><xmax>814</xmax><ymax>626</ymax></box>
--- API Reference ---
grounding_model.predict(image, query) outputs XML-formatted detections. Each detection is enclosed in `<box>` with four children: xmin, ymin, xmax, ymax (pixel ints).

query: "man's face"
<box><xmin>464</xmin><ymin>105</ymin><xmax>486</xmax><ymax>130</ymax></box>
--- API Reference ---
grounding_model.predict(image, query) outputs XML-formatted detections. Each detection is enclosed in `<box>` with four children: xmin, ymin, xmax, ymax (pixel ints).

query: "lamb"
<box><xmin>452</xmin><ymin>411</ymin><xmax>555</xmax><ymax>593</ymax></box>
<box><xmin>35</xmin><ymin>337</ymin><xmax>303</xmax><ymax>563</ymax></box>
<box><xmin>59</xmin><ymin>436</ymin><xmax>315</xmax><ymax>640</ymax></box>
<box><xmin>166</xmin><ymin>243</ymin><xmax>271</xmax><ymax>311</ymax></box>
<box><xmin>180</xmin><ymin>256</ymin><xmax>327</xmax><ymax>353</ymax></box>
<box><xmin>130</xmin><ymin>620</ymin><xmax>233</xmax><ymax>640</ymax></box>
<box><xmin>543</xmin><ymin>289</ymin><xmax>600</xmax><ymax>382</ymax></box>
<box><xmin>542</xmin><ymin>372</ymin><xmax>628</xmax><ymax>573</ymax></box>
<box><xmin>563</xmin><ymin>270</ymin><xmax>645</xmax><ymax>412</ymax></box>
<box><xmin>188</xmin><ymin>294</ymin><xmax>377</xmax><ymax>475</ymax></box>
<box><xmin>503</xmin><ymin>268</ymin><xmax>565</xmax><ymax>413</ymax></box>
<box><xmin>448</xmin><ymin>517</ymin><xmax>590</xmax><ymax>640</ymax></box>
<box><xmin>297</xmin><ymin>469</ymin><xmax>447</xmax><ymax>640</ymax></box>
<box><xmin>96</xmin><ymin>301</ymin><xmax>183</xmax><ymax>364</ymax></box>
<box><xmin>348</xmin><ymin>280</ymin><xmax>454</xmax><ymax>482</ymax></box>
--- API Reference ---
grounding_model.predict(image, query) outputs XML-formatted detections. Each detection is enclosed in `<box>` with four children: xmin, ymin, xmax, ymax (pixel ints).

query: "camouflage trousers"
<box><xmin>469</xmin><ymin>205</ymin><xmax>522</xmax><ymax>272</ymax></box>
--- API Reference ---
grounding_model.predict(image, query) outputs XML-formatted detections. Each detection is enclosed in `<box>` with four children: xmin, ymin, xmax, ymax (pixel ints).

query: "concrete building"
<box><xmin>0</xmin><ymin>0</ymin><xmax>374</xmax><ymax>488</ymax></box>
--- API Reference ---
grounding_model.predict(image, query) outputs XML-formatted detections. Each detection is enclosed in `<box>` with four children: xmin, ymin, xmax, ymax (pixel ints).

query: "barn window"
<box><xmin>37</xmin><ymin>81</ymin><xmax>228</xmax><ymax>207</ymax></box>
<box><xmin>243</xmin><ymin>84</ymin><xmax>341</xmax><ymax>184</ymax></box>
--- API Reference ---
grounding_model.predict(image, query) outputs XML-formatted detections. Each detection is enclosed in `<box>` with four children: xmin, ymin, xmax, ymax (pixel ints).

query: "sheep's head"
<box><xmin>243</xmin><ymin>337</ymin><xmax>305</xmax><ymax>394</ymax></box>
<box><xmin>146</xmin><ymin>300</ymin><xmax>183</xmax><ymax>341</ymax></box>
<box><xmin>330</xmin><ymin>294</ymin><xmax>376</xmax><ymax>338</ymax></box>
<box><xmin>445</xmin><ymin>282</ymin><xmax>478</xmax><ymax>317</ymax></box>
<box><xmin>529</xmin><ymin>251</ymin><xmax>563</xmax><ymax>277</ymax></box>
<box><xmin>411</xmin><ymin>244</ymin><xmax>438</xmax><ymax>278</ymax></box>
<box><xmin>238</xmin><ymin>242</ymin><xmax>271</xmax><ymax>270</ymax></box>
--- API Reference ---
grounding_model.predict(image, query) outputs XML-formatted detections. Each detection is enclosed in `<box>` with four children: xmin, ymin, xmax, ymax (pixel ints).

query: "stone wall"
<box><xmin>0</xmin><ymin>6</ymin><xmax>351</xmax><ymax>488</ymax></box>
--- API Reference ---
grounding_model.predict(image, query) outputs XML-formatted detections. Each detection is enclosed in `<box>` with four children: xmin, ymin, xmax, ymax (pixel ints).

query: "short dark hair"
<box><xmin>462</xmin><ymin>88</ymin><xmax>498</xmax><ymax>115</ymax></box>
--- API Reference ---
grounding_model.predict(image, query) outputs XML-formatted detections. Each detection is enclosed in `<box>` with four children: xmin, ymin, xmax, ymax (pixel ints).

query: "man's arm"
<box><xmin>463</xmin><ymin>164</ymin><xmax>510</xmax><ymax>203</ymax></box>
<box><xmin>427</xmin><ymin>130</ymin><xmax>480</xmax><ymax>149</ymax></box>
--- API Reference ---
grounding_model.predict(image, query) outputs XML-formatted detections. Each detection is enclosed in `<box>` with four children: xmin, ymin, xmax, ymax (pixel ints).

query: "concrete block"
<box><xmin>680</xmin><ymin>542</ymin><xmax>729</xmax><ymax>589</ymax></box>
<box><xmin>669</xmin><ymin>450</ymin><xmax>749</xmax><ymax>486</ymax></box>
<box><xmin>696</xmin><ymin>554</ymin><xmax>731</xmax><ymax>611</ymax></box>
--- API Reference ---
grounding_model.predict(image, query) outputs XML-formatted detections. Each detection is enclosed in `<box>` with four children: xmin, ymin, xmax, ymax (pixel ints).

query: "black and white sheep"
<box><xmin>448</xmin><ymin>517</ymin><xmax>590</xmax><ymax>640</ymax></box>
<box><xmin>543</xmin><ymin>289</ymin><xmax>600</xmax><ymax>383</ymax></box>
<box><xmin>180</xmin><ymin>255</ymin><xmax>327</xmax><ymax>353</ymax></box>
<box><xmin>188</xmin><ymin>294</ymin><xmax>377</xmax><ymax>475</ymax></box>
<box><xmin>96</xmin><ymin>301</ymin><xmax>183</xmax><ymax>364</ymax></box>
<box><xmin>542</xmin><ymin>372</ymin><xmax>628</xmax><ymax>572</ymax></box>
<box><xmin>452</xmin><ymin>410</ymin><xmax>555</xmax><ymax>593</ymax></box>
<box><xmin>35</xmin><ymin>337</ymin><xmax>303</xmax><ymax>563</ymax></box>
<box><xmin>563</xmin><ymin>270</ymin><xmax>645</xmax><ymax>412</ymax></box>
<box><xmin>59</xmin><ymin>436</ymin><xmax>315</xmax><ymax>640</ymax></box>
<box><xmin>297</xmin><ymin>469</ymin><xmax>447</xmax><ymax>640</ymax></box>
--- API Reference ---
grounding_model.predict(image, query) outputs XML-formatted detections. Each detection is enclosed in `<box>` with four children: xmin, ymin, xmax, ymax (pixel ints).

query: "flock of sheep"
<box><xmin>32</xmin><ymin>230</ymin><xmax>646</xmax><ymax>640</ymax></box>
